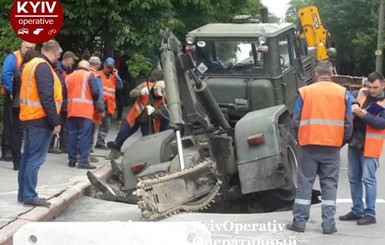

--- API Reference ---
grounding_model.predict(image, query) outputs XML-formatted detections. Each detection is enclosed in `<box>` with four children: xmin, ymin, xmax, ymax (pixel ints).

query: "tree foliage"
<box><xmin>0</xmin><ymin>0</ymin><xmax>21</xmax><ymax>65</ymax></box>
<box><xmin>0</xmin><ymin>0</ymin><xmax>260</xmax><ymax>80</ymax></box>
<box><xmin>2</xmin><ymin>0</ymin><xmax>383</xmax><ymax>76</ymax></box>
<box><xmin>0</xmin><ymin>0</ymin><xmax>258</xmax><ymax>129</ymax></box>
<box><xmin>58</xmin><ymin>0</ymin><xmax>260</xmax><ymax>59</ymax></box>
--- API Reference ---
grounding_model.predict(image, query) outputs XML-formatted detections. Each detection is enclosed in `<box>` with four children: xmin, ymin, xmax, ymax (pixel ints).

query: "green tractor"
<box><xmin>89</xmin><ymin>17</ymin><xmax>316</xmax><ymax>220</ymax></box>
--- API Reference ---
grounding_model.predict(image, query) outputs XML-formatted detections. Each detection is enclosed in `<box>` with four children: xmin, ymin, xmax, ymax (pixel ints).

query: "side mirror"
<box><xmin>327</xmin><ymin>47</ymin><xmax>337</xmax><ymax>58</ymax></box>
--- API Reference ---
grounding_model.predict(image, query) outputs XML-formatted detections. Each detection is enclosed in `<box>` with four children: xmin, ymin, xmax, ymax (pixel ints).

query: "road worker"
<box><xmin>107</xmin><ymin>80</ymin><xmax>169</xmax><ymax>159</ymax></box>
<box><xmin>339</xmin><ymin>72</ymin><xmax>385</xmax><ymax>225</ymax></box>
<box><xmin>287</xmin><ymin>61</ymin><xmax>353</xmax><ymax>234</ymax></box>
<box><xmin>65</xmin><ymin>60</ymin><xmax>101</xmax><ymax>169</ymax></box>
<box><xmin>94</xmin><ymin>57</ymin><xmax>123</xmax><ymax>150</ymax></box>
<box><xmin>18</xmin><ymin>40</ymin><xmax>62</xmax><ymax>207</ymax></box>
<box><xmin>1</xmin><ymin>41</ymin><xmax>35</xmax><ymax>167</ymax></box>
<box><xmin>48</xmin><ymin>51</ymin><xmax>79</xmax><ymax>154</ymax></box>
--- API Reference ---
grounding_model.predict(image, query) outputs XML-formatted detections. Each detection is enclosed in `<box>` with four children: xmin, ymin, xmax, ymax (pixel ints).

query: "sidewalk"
<box><xmin>0</xmin><ymin>121</ymin><xmax>121</xmax><ymax>245</ymax></box>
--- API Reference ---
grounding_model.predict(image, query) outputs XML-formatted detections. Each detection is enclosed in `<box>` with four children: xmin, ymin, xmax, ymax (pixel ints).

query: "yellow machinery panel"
<box><xmin>298</xmin><ymin>5</ymin><xmax>329</xmax><ymax>61</ymax></box>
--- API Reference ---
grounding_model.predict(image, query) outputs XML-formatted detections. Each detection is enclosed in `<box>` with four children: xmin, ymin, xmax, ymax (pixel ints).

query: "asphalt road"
<box><xmin>51</xmin><ymin>144</ymin><xmax>385</xmax><ymax>244</ymax></box>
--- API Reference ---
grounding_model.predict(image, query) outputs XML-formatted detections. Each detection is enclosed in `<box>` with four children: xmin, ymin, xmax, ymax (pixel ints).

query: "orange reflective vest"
<box><xmin>62</xmin><ymin>69</ymin><xmax>69</xmax><ymax>79</ymax></box>
<box><xmin>1</xmin><ymin>50</ymin><xmax>23</xmax><ymax>95</ymax></box>
<box><xmin>99</xmin><ymin>71</ymin><xmax>116</xmax><ymax>115</ymax></box>
<box><xmin>90</xmin><ymin>69</ymin><xmax>103</xmax><ymax>125</ymax></box>
<box><xmin>298</xmin><ymin>81</ymin><xmax>347</xmax><ymax>147</ymax></box>
<box><xmin>126</xmin><ymin>82</ymin><xmax>164</xmax><ymax>133</ymax></box>
<box><xmin>357</xmin><ymin>88</ymin><xmax>385</xmax><ymax>158</ymax></box>
<box><xmin>65</xmin><ymin>69</ymin><xmax>94</xmax><ymax>120</ymax></box>
<box><xmin>19</xmin><ymin>57</ymin><xmax>62</xmax><ymax>121</ymax></box>
<box><xmin>13</xmin><ymin>50</ymin><xmax>23</xmax><ymax>69</ymax></box>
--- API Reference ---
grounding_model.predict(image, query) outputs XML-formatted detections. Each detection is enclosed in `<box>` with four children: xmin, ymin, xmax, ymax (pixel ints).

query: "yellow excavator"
<box><xmin>298</xmin><ymin>5</ymin><xmax>333</xmax><ymax>62</ymax></box>
<box><xmin>298</xmin><ymin>5</ymin><xmax>363</xmax><ymax>90</ymax></box>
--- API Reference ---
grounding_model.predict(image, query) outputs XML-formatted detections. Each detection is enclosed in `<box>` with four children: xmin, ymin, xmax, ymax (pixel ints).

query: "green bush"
<box><xmin>0</xmin><ymin>15</ymin><xmax>21</xmax><ymax>132</ymax></box>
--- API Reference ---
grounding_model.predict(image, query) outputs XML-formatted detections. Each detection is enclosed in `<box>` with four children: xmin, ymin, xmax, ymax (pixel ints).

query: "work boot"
<box><xmin>0</xmin><ymin>153</ymin><xmax>13</xmax><ymax>162</ymax></box>
<box><xmin>357</xmin><ymin>215</ymin><xmax>376</xmax><ymax>225</ymax></box>
<box><xmin>106</xmin><ymin>149</ymin><xmax>122</xmax><ymax>160</ymax></box>
<box><xmin>24</xmin><ymin>197</ymin><xmax>51</xmax><ymax>207</ymax></box>
<box><xmin>323</xmin><ymin>227</ymin><xmax>337</xmax><ymax>234</ymax></box>
<box><xmin>89</xmin><ymin>155</ymin><xmax>99</xmax><ymax>163</ymax></box>
<box><xmin>78</xmin><ymin>163</ymin><xmax>97</xmax><ymax>169</ymax></box>
<box><xmin>339</xmin><ymin>211</ymin><xmax>363</xmax><ymax>221</ymax></box>
<box><xmin>48</xmin><ymin>147</ymin><xmax>62</xmax><ymax>154</ymax></box>
<box><xmin>60</xmin><ymin>147</ymin><xmax>68</xmax><ymax>153</ymax></box>
<box><xmin>286</xmin><ymin>223</ymin><xmax>305</xmax><ymax>233</ymax></box>
<box><xmin>107</xmin><ymin>141</ymin><xmax>120</xmax><ymax>151</ymax></box>
<box><xmin>95</xmin><ymin>144</ymin><xmax>109</xmax><ymax>150</ymax></box>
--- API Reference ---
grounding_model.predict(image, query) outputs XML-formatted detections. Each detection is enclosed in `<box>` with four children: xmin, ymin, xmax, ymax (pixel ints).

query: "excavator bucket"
<box><xmin>332</xmin><ymin>75</ymin><xmax>364</xmax><ymax>91</ymax></box>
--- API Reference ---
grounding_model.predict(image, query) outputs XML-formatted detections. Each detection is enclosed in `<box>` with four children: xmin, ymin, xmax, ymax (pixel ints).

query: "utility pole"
<box><xmin>376</xmin><ymin>0</ymin><xmax>385</xmax><ymax>73</ymax></box>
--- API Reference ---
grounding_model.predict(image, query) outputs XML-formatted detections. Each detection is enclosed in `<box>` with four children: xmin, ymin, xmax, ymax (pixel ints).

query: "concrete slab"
<box><xmin>56</xmin><ymin>195</ymin><xmax>385</xmax><ymax>244</ymax></box>
<box><xmin>13</xmin><ymin>222</ymin><xmax>211</xmax><ymax>245</ymax></box>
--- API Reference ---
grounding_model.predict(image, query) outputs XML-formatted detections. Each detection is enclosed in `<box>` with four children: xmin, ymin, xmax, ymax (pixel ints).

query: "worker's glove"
<box><xmin>146</xmin><ymin>105</ymin><xmax>155</xmax><ymax>115</ymax></box>
<box><xmin>141</xmin><ymin>87</ymin><xmax>150</xmax><ymax>95</ymax></box>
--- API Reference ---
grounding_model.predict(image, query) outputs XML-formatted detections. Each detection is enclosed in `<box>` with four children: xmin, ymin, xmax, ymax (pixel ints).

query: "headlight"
<box><xmin>186</xmin><ymin>35</ymin><xmax>195</xmax><ymax>45</ymax></box>
<box><xmin>258</xmin><ymin>36</ymin><xmax>267</xmax><ymax>45</ymax></box>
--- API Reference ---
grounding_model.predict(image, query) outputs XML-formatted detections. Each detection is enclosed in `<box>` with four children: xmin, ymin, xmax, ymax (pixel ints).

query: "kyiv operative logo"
<box><xmin>10</xmin><ymin>0</ymin><xmax>63</xmax><ymax>43</ymax></box>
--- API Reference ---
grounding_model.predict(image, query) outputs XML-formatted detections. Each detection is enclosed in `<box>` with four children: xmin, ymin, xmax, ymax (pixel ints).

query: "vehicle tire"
<box><xmin>284</xmin><ymin>128</ymin><xmax>298</xmax><ymax>190</ymax></box>
<box><xmin>260</xmin><ymin>125</ymin><xmax>298</xmax><ymax>211</ymax></box>
<box><xmin>277</xmin><ymin>124</ymin><xmax>298</xmax><ymax>198</ymax></box>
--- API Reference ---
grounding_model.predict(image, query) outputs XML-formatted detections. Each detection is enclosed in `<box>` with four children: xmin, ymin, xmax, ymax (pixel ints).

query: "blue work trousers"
<box><xmin>18</xmin><ymin>126</ymin><xmax>52</xmax><ymax>203</ymax></box>
<box><xmin>115</xmin><ymin>118</ymin><xmax>169</xmax><ymax>149</ymax></box>
<box><xmin>347</xmin><ymin>147</ymin><xmax>378</xmax><ymax>217</ymax></box>
<box><xmin>115</xmin><ymin>119</ymin><xmax>149</xmax><ymax>149</ymax></box>
<box><xmin>68</xmin><ymin>117</ymin><xmax>93</xmax><ymax>165</ymax></box>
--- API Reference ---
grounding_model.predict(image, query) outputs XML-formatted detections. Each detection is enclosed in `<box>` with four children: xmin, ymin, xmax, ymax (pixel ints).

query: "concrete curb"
<box><xmin>0</xmin><ymin>163</ymin><xmax>112</xmax><ymax>245</ymax></box>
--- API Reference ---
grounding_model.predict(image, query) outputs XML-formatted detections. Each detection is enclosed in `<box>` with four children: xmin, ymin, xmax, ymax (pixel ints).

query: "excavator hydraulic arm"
<box><xmin>298</xmin><ymin>5</ymin><xmax>330</xmax><ymax>61</ymax></box>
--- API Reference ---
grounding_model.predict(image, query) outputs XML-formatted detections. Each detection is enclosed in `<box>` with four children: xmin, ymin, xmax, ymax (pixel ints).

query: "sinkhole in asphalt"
<box><xmin>200</xmin><ymin>189</ymin><xmax>321</xmax><ymax>214</ymax></box>
<box><xmin>86</xmin><ymin>172</ymin><xmax>322</xmax><ymax>214</ymax></box>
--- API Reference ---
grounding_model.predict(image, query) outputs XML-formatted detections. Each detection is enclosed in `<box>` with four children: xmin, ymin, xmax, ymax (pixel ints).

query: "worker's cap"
<box><xmin>154</xmin><ymin>80</ymin><xmax>165</xmax><ymax>90</ymax></box>
<box><xmin>89</xmin><ymin>56</ymin><xmax>101</xmax><ymax>65</ymax></box>
<box><xmin>154</xmin><ymin>80</ymin><xmax>165</xmax><ymax>97</ymax></box>
<box><xmin>62</xmin><ymin>51</ymin><xmax>79</xmax><ymax>60</ymax></box>
<box><xmin>104</xmin><ymin>57</ymin><xmax>115</xmax><ymax>68</ymax></box>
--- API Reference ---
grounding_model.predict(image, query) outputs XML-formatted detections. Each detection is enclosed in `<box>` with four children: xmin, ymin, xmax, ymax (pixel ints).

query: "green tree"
<box><xmin>58</xmin><ymin>0</ymin><xmax>261</xmax><ymax>74</ymax></box>
<box><xmin>0</xmin><ymin>0</ymin><xmax>21</xmax><ymax>64</ymax></box>
<box><xmin>285</xmin><ymin>0</ymin><xmax>314</xmax><ymax>24</ymax></box>
<box><xmin>310</xmin><ymin>0</ymin><xmax>380</xmax><ymax>75</ymax></box>
<box><xmin>0</xmin><ymin>0</ymin><xmax>261</xmax><ymax>80</ymax></box>
<box><xmin>0</xmin><ymin>0</ymin><xmax>262</xmax><ymax>128</ymax></box>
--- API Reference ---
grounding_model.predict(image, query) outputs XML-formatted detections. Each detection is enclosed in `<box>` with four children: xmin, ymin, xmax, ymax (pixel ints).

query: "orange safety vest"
<box><xmin>90</xmin><ymin>69</ymin><xmax>103</xmax><ymax>125</ymax></box>
<box><xmin>62</xmin><ymin>69</ymin><xmax>69</xmax><ymax>79</ymax></box>
<box><xmin>357</xmin><ymin>88</ymin><xmax>385</xmax><ymax>158</ymax></box>
<box><xmin>298</xmin><ymin>81</ymin><xmax>346</xmax><ymax>147</ymax></box>
<box><xmin>126</xmin><ymin>82</ymin><xmax>164</xmax><ymax>133</ymax></box>
<box><xmin>99</xmin><ymin>71</ymin><xmax>116</xmax><ymax>115</ymax></box>
<box><xmin>1</xmin><ymin>50</ymin><xmax>23</xmax><ymax>95</ymax></box>
<box><xmin>19</xmin><ymin>57</ymin><xmax>62</xmax><ymax>121</ymax></box>
<box><xmin>65</xmin><ymin>69</ymin><xmax>94</xmax><ymax>120</ymax></box>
